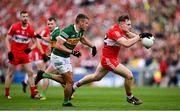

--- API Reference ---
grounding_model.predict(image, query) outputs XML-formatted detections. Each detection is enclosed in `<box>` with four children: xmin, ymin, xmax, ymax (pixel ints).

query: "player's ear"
<box><xmin>119</xmin><ymin>22</ymin><xmax>123</xmax><ymax>28</ymax></box>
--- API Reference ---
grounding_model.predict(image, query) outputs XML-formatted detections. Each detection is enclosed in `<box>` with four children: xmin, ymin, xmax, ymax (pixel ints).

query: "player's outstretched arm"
<box><xmin>117</xmin><ymin>33</ymin><xmax>140</xmax><ymax>47</ymax></box>
<box><xmin>33</xmin><ymin>38</ymin><xmax>45</xmax><ymax>54</ymax></box>
<box><xmin>80</xmin><ymin>36</ymin><xmax>94</xmax><ymax>47</ymax></box>
<box><xmin>35</xmin><ymin>34</ymin><xmax>50</xmax><ymax>43</ymax></box>
<box><xmin>80</xmin><ymin>36</ymin><xmax>97</xmax><ymax>57</ymax></box>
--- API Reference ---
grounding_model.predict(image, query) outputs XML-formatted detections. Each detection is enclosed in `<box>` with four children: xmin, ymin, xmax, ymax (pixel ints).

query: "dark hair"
<box><xmin>20</xmin><ymin>10</ymin><xmax>28</xmax><ymax>15</ymax></box>
<box><xmin>118</xmin><ymin>14</ymin><xmax>129</xmax><ymax>22</ymax></box>
<box><xmin>48</xmin><ymin>17</ymin><xmax>56</xmax><ymax>22</ymax></box>
<box><xmin>75</xmin><ymin>14</ymin><xmax>89</xmax><ymax>24</ymax></box>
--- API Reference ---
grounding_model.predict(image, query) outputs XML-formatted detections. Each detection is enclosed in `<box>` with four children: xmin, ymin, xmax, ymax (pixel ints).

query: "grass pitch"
<box><xmin>0</xmin><ymin>84</ymin><xmax>180</xmax><ymax>110</ymax></box>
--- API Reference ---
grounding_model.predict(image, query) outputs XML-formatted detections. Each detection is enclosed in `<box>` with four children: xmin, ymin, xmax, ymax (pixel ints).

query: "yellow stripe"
<box><xmin>66</xmin><ymin>38</ymin><xmax>80</xmax><ymax>45</ymax></box>
<box><xmin>50</xmin><ymin>41</ymin><xmax>56</xmax><ymax>48</ymax></box>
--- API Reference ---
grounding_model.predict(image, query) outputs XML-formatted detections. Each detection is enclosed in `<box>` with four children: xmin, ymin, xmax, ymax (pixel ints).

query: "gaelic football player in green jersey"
<box><xmin>37</xmin><ymin>17</ymin><xmax>74</xmax><ymax>100</ymax></box>
<box><xmin>35</xmin><ymin>14</ymin><xmax>97</xmax><ymax>107</ymax></box>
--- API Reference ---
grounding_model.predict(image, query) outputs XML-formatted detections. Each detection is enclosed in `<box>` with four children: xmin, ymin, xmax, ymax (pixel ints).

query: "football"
<box><xmin>141</xmin><ymin>36</ymin><xmax>155</xmax><ymax>49</ymax></box>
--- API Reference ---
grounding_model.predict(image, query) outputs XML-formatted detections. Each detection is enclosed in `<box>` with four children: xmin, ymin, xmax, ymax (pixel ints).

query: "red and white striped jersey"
<box><xmin>102</xmin><ymin>24</ymin><xmax>126</xmax><ymax>59</ymax></box>
<box><xmin>34</xmin><ymin>26</ymin><xmax>50</xmax><ymax>53</ymax></box>
<box><xmin>7</xmin><ymin>22</ymin><xmax>36</xmax><ymax>52</ymax></box>
<box><xmin>39</xmin><ymin>26</ymin><xmax>50</xmax><ymax>47</ymax></box>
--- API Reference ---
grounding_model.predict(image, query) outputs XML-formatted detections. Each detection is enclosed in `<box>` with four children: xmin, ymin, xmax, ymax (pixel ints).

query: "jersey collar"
<box><xmin>50</xmin><ymin>26</ymin><xmax>59</xmax><ymax>35</ymax></box>
<box><xmin>74</xmin><ymin>24</ymin><xmax>79</xmax><ymax>33</ymax></box>
<box><xmin>21</xmin><ymin>22</ymin><xmax>29</xmax><ymax>30</ymax></box>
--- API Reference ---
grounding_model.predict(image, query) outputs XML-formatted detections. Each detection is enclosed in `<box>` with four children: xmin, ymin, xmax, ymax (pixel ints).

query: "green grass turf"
<box><xmin>0</xmin><ymin>84</ymin><xmax>180</xmax><ymax>110</ymax></box>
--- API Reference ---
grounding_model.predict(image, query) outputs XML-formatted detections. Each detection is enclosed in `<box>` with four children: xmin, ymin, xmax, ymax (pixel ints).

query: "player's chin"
<box><xmin>83</xmin><ymin>27</ymin><xmax>88</xmax><ymax>31</ymax></box>
<box><xmin>22</xmin><ymin>21</ymin><xmax>27</xmax><ymax>24</ymax></box>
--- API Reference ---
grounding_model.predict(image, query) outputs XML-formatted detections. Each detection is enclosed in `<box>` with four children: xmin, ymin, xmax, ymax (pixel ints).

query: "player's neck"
<box><xmin>21</xmin><ymin>22</ymin><xmax>28</xmax><ymax>29</ymax></box>
<box><xmin>74</xmin><ymin>24</ymin><xmax>80</xmax><ymax>32</ymax></box>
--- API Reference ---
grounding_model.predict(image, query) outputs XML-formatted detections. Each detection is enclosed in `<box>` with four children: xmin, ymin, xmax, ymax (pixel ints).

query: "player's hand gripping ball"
<box><xmin>141</xmin><ymin>35</ymin><xmax>155</xmax><ymax>49</ymax></box>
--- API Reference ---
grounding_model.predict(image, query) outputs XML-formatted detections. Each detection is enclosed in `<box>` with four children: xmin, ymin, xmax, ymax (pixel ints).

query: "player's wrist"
<box><xmin>91</xmin><ymin>46</ymin><xmax>95</xmax><ymax>48</ymax></box>
<box><xmin>8</xmin><ymin>51</ymin><xmax>13</xmax><ymax>54</ymax></box>
<box><xmin>42</xmin><ymin>54</ymin><xmax>50</xmax><ymax>62</ymax></box>
<box><xmin>35</xmin><ymin>34</ymin><xmax>42</xmax><ymax>39</ymax></box>
<box><xmin>71</xmin><ymin>50</ymin><xmax>81</xmax><ymax>58</ymax></box>
<box><xmin>71</xmin><ymin>50</ymin><xmax>75</xmax><ymax>55</ymax></box>
<box><xmin>24</xmin><ymin>48</ymin><xmax>32</xmax><ymax>54</ymax></box>
<box><xmin>8</xmin><ymin>51</ymin><xmax>14</xmax><ymax>61</ymax></box>
<box><xmin>91</xmin><ymin>46</ymin><xmax>97</xmax><ymax>57</ymax></box>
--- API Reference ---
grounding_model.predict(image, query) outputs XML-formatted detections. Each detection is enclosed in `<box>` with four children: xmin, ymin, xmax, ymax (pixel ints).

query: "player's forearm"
<box><xmin>5</xmin><ymin>35</ymin><xmax>11</xmax><ymax>52</ymax></box>
<box><xmin>81</xmin><ymin>37</ymin><xmax>94</xmax><ymax>48</ymax></box>
<box><xmin>126</xmin><ymin>31</ymin><xmax>139</xmax><ymax>38</ymax></box>
<box><xmin>56</xmin><ymin>37</ymin><xmax>73</xmax><ymax>54</ymax></box>
<box><xmin>56</xmin><ymin>45</ymin><xmax>72</xmax><ymax>54</ymax></box>
<box><xmin>42</xmin><ymin>36</ymin><xmax>50</xmax><ymax>41</ymax></box>
<box><xmin>30</xmin><ymin>43</ymin><xmax>36</xmax><ymax>50</ymax></box>
<box><xmin>35</xmin><ymin>38</ymin><xmax>45</xmax><ymax>54</ymax></box>
<box><xmin>125</xmin><ymin>35</ymin><xmax>140</xmax><ymax>47</ymax></box>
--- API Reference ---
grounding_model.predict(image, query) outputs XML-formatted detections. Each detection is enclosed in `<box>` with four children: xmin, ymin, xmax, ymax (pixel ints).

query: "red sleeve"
<box><xmin>7</xmin><ymin>25</ymin><xmax>15</xmax><ymax>36</ymax></box>
<box><xmin>30</xmin><ymin>27</ymin><xmax>36</xmax><ymax>38</ymax></box>
<box><xmin>39</xmin><ymin>29</ymin><xmax>46</xmax><ymax>37</ymax></box>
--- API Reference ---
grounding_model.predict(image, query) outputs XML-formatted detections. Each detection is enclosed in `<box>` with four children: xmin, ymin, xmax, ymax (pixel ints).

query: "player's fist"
<box><xmin>24</xmin><ymin>48</ymin><xmax>32</xmax><ymax>54</ymax></box>
<box><xmin>71</xmin><ymin>50</ymin><xmax>81</xmax><ymax>58</ymax></box>
<box><xmin>42</xmin><ymin>54</ymin><xmax>50</xmax><ymax>62</ymax></box>
<box><xmin>8</xmin><ymin>52</ymin><xmax>14</xmax><ymax>61</ymax></box>
<box><xmin>92</xmin><ymin>46</ymin><xmax>97</xmax><ymax>57</ymax></box>
<box><xmin>35</xmin><ymin>34</ymin><xmax>42</xmax><ymax>39</ymax></box>
<box><xmin>139</xmin><ymin>32</ymin><xmax>152</xmax><ymax>39</ymax></box>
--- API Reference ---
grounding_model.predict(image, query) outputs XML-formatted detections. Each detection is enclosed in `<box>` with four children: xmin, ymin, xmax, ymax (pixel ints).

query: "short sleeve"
<box><xmin>7</xmin><ymin>25</ymin><xmax>15</xmax><ymax>36</ymax></box>
<box><xmin>60</xmin><ymin>28</ymin><xmax>70</xmax><ymax>40</ymax></box>
<box><xmin>30</xmin><ymin>27</ymin><xmax>36</xmax><ymax>38</ymax></box>
<box><xmin>39</xmin><ymin>29</ymin><xmax>46</xmax><ymax>37</ymax></box>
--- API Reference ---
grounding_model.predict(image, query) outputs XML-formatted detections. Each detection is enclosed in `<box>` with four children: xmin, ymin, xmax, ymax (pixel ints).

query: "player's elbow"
<box><xmin>56</xmin><ymin>45</ymin><xmax>63</xmax><ymax>51</ymax></box>
<box><xmin>118</xmin><ymin>39</ymin><xmax>132</xmax><ymax>47</ymax></box>
<box><xmin>56</xmin><ymin>42</ymin><xmax>63</xmax><ymax>50</ymax></box>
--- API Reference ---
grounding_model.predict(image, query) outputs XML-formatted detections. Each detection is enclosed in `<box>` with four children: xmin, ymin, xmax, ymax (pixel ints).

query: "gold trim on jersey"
<box><xmin>66</xmin><ymin>38</ymin><xmax>80</xmax><ymax>45</ymax></box>
<box><xmin>50</xmin><ymin>41</ymin><xmax>56</xmax><ymax>48</ymax></box>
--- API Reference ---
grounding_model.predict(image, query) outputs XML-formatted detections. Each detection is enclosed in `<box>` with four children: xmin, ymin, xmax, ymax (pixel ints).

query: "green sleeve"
<box><xmin>60</xmin><ymin>27</ymin><xmax>71</xmax><ymax>40</ymax></box>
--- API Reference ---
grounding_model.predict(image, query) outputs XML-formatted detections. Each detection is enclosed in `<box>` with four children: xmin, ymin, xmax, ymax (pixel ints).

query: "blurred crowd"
<box><xmin>0</xmin><ymin>0</ymin><xmax>179</xmax><ymax>87</ymax></box>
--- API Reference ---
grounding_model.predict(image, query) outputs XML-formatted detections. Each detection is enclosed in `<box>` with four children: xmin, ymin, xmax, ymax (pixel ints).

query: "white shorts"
<box><xmin>50</xmin><ymin>53</ymin><xmax>72</xmax><ymax>74</ymax></box>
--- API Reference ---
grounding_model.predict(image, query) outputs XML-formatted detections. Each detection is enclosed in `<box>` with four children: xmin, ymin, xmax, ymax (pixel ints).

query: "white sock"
<box><xmin>24</xmin><ymin>74</ymin><xmax>28</xmax><ymax>84</ymax></box>
<box><xmin>73</xmin><ymin>82</ymin><xmax>79</xmax><ymax>90</ymax></box>
<box><xmin>127</xmin><ymin>95</ymin><xmax>133</xmax><ymax>99</ymax></box>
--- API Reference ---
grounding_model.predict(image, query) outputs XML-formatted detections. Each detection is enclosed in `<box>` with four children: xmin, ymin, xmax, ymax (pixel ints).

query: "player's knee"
<box><xmin>27</xmin><ymin>71</ymin><xmax>34</xmax><ymax>78</ymax></box>
<box><xmin>66</xmin><ymin>82</ymin><xmax>73</xmax><ymax>88</ymax></box>
<box><xmin>7</xmin><ymin>70</ymin><xmax>13</xmax><ymax>78</ymax></box>
<box><xmin>126</xmin><ymin>71</ymin><xmax>133</xmax><ymax>80</ymax></box>
<box><xmin>66</xmin><ymin>79</ymin><xmax>74</xmax><ymax>86</ymax></box>
<box><xmin>93</xmin><ymin>75</ymin><xmax>102</xmax><ymax>81</ymax></box>
<box><xmin>7</xmin><ymin>73</ymin><xmax>13</xmax><ymax>78</ymax></box>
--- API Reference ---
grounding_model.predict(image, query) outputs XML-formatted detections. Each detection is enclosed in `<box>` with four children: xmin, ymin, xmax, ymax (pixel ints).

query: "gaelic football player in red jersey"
<box><xmin>73</xmin><ymin>14</ymin><xmax>153</xmax><ymax>105</ymax></box>
<box><xmin>4</xmin><ymin>10</ymin><xmax>48</xmax><ymax>99</ymax></box>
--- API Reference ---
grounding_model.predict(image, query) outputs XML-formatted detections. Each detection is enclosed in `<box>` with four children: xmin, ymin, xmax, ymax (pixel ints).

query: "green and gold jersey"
<box><xmin>50</xmin><ymin>27</ymin><xmax>60</xmax><ymax>49</ymax></box>
<box><xmin>53</xmin><ymin>24</ymin><xmax>84</xmax><ymax>57</ymax></box>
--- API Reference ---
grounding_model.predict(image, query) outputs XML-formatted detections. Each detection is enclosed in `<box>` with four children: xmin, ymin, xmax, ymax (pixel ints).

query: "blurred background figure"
<box><xmin>0</xmin><ymin>0</ymin><xmax>179</xmax><ymax>87</ymax></box>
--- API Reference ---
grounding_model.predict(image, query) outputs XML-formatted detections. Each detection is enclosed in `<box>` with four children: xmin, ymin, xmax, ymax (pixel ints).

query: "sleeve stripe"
<box><xmin>57</xmin><ymin>36</ymin><xmax>66</xmax><ymax>41</ymax></box>
<box><xmin>40</xmin><ymin>30</ymin><xmax>45</xmax><ymax>36</ymax></box>
<box><xmin>60</xmin><ymin>31</ymin><xmax>69</xmax><ymax>38</ymax></box>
